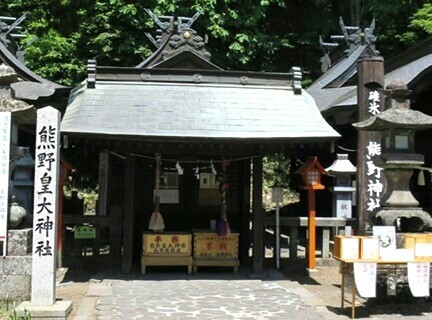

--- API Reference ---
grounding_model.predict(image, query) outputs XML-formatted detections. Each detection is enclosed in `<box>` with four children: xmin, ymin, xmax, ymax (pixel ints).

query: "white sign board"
<box><xmin>354</xmin><ymin>261</ymin><xmax>377</xmax><ymax>297</ymax></box>
<box><xmin>336</xmin><ymin>197</ymin><xmax>352</xmax><ymax>218</ymax></box>
<box><xmin>408</xmin><ymin>262</ymin><xmax>430</xmax><ymax>297</ymax></box>
<box><xmin>373</xmin><ymin>226</ymin><xmax>396</xmax><ymax>259</ymax></box>
<box><xmin>31</xmin><ymin>107</ymin><xmax>60</xmax><ymax>306</ymax></box>
<box><xmin>0</xmin><ymin>112</ymin><xmax>11</xmax><ymax>256</ymax></box>
<box><xmin>154</xmin><ymin>189</ymin><xmax>179</xmax><ymax>204</ymax></box>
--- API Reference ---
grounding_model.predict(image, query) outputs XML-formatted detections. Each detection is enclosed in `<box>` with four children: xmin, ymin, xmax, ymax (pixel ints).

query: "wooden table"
<box><xmin>334</xmin><ymin>257</ymin><xmax>432</xmax><ymax>318</ymax></box>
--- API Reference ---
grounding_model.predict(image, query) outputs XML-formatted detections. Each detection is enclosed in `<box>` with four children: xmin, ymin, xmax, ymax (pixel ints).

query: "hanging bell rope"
<box><xmin>216</xmin><ymin>159</ymin><xmax>231</xmax><ymax>236</ymax></box>
<box><xmin>149</xmin><ymin>153</ymin><xmax>165</xmax><ymax>231</ymax></box>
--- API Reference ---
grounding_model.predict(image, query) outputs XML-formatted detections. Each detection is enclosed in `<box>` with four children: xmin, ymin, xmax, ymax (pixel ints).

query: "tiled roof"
<box><xmin>61</xmin><ymin>69</ymin><xmax>340</xmax><ymax>142</ymax></box>
<box><xmin>308</xmin><ymin>38</ymin><xmax>432</xmax><ymax>117</ymax></box>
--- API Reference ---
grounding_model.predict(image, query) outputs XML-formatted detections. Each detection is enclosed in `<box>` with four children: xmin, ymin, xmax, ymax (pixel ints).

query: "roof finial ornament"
<box><xmin>144</xmin><ymin>9</ymin><xmax>202</xmax><ymax>49</ymax></box>
<box><xmin>318</xmin><ymin>17</ymin><xmax>379</xmax><ymax>72</ymax></box>
<box><xmin>0</xmin><ymin>15</ymin><xmax>27</xmax><ymax>57</ymax></box>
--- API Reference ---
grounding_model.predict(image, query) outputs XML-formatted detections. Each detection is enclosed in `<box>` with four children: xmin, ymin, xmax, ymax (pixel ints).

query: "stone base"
<box><xmin>7</xmin><ymin>228</ymin><xmax>32</xmax><ymax>256</ymax></box>
<box><xmin>14</xmin><ymin>301</ymin><xmax>72</xmax><ymax>320</ymax></box>
<box><xmin>305</xmin><ymin>268</ymin><xmax>318</xmax><ymax>276</ymax></box>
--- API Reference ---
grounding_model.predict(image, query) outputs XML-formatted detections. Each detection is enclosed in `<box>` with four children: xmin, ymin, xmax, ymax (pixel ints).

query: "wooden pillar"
<box><xmin>122</xmin><ymin>154</ymin><xmax>135</xmax><ymax>273</ymax></box>
<box><xmin>98</xmin><ymin>149</ymin><xmax>110</xmax><ymax>216</ymax></box>
<box><xmin>289</xmin><ymin>226</ymin><xmax>298</xmax><ymax>262</ymax></box>
<box><xmin>307</xmin><ymin>189</ymin><xmax>316</xmax><ymax>269</ymax></box>
<box><xmin>356</xmin><ymin>56</ymin><xmax>385</xmax><ymax>235</ymax></box>
<box><xmin>239</xmin><ymin>159</ymin><xmax>251</xmax><ymax>265</ymax></box>
<box><xmin>252</xmin><ymin>156</ymin><xmax>264</xmax><ymax>275</ymax></box>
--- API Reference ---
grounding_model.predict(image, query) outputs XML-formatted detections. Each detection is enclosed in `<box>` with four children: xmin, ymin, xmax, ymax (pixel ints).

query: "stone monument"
<box><xmin>15</xmin><ymin>107</ymin><xmax>72</xmax><ymax>319</ymax></box>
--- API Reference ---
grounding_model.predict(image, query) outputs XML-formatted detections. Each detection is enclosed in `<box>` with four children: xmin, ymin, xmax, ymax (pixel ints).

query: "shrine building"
<box><xmin>60</xmin><ymin>13</ymin><xmax>339</xmax><ymax>273</ymax></box>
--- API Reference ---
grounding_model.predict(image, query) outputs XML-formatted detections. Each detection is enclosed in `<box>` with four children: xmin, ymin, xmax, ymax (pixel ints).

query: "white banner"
<box><xmin>0</xmin><ymin>112</ymin><xmax>11</xmax><ymax>256</ymax></box>
<box><xmin>354</xmin><ymin>261</ymin><xmax>377</xmax><ymax>297</ymax></box>
<box><xmin>408</xmin><ymin>262</ymin><xmax>430</xmax><ymax>297</ymax></box>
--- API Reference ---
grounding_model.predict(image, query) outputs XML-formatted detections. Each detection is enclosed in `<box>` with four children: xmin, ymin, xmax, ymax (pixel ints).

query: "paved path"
<box><xmin>93</xmin><ymin>270</ymin><xmax>342</xmax><ymax>320</ymax></box>
<box><xmin>71</xmin><ymin>268</ymin><xmax>432</xmax><ymax>320</ymax></box>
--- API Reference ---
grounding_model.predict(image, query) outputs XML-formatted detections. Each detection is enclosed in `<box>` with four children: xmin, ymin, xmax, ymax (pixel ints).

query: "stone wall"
<box><xmin>0</xmin><ymin>229</ymin><xmax>32</xmax><ymax>301</ymax></box>
<box><xmin>0</xmin><ymin>256</ymin><xmax>32</xmax><ymax>301</ymax></box>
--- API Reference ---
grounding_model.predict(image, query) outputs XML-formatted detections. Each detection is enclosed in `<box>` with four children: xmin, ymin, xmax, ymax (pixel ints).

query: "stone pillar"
<box><xmin>0</xmin><ymin>112</ymin><xmax>11</xmax><ymax>256</ymax></box>
<box><xmin>16</xmin><ymin>107</ymin><xmax>72</xmax><ymax>319</ymax></box>
<box><xmin>31</xmin><ymin>107</ymin><xmax>61</xmax><ymax>305</ymax></box>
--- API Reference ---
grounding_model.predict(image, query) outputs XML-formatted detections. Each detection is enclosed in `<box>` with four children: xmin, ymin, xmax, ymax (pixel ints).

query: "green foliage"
<box><xmin>263</xmin><ymin>153</ymin><xmax>299</xmax><ymax>209</ymax></box>
<box><xmin>24</xmin><ymin>30</ymin><xmax>83</xmax><ymax>86</ymax></box>
<box><xmin>410</xmin><ymin>3</ymin><xmax>432</xmax><ymax>34</ymax></box>
<box><xmin>0</xmin><ymin>295</ymin><xmax>31</xmax><ymax>320</ymax></box>
<box><xmin>0</xmin><ymin>0</ymin><xmax>431</xmax><ymax>86</ymax></box>
<box><xmin>8</xmin><ymin>309</ymin><xmax>31</xmax><ymax>320</ymax></box>
<box><xmin>263</xmin><ymin>153</ymin><xmax>291</xmax><ymax>189</ymax></box>
<box><xmin>0</xmin><ymin>295</ymin><xmax>12</xmax><ymax>315</ymax></box>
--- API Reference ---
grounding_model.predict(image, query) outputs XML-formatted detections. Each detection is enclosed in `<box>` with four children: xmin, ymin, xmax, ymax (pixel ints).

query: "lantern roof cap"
<box><xmin>294</xmin><ymin>156</ymin><xmax>327</xmax><ymax>175</ymax></box>
<box><xmin>353</xmin><ymin>104</ymin><xmax>432</xmax><ymax>131</ymax></box>
<box><xmin>326</xmin><ymin>154</ymin><xmax>356</xmax><ymax>174</ymax></box>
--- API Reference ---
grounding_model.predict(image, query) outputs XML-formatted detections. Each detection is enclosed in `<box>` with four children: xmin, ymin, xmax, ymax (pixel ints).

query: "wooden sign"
<box><xmin>74</xmin><ymin>226</ymin><xmax>96</xmax><ymax>239</ymax></box>
<box><xmin>142</xmin><ymin>233</ymin><xmax>191</xmax><ymax>256</ymax></box>
<box><xmin>193</xmin><ymin>232</ymin><xmax>239</xmax><ymax>259</ymax></box>
<box><xmin>356</xmin><ymin>57</ymin><xmax>385</xmax><ymax>234</ymax></box>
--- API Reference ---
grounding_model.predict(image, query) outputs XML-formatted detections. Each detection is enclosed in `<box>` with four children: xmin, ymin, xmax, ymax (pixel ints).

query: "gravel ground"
<box><xmin>284</xmin><ymin>264</ymin><xmax>432</xmax><ymax>319</ymax></box>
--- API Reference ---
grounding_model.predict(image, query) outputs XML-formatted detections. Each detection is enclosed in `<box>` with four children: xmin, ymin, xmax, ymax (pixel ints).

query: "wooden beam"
<box><xmin>98</xmin><ymin>149</ymin><xmax>110</xmax><ymax>216</ymax></box>
<box><xmin>252</xmin><ymin>156</ymin><xmax>264</xmax><ymax>275</ymax></box>
<box><xmin>122</xmin><ymin>154</ymin><xmax>136</xmax><ymax>273</ymax></box>
<box><xmin>239</xmin><ymin>159</ymin><xmax>251</xmax><ymax>266</ymax></box>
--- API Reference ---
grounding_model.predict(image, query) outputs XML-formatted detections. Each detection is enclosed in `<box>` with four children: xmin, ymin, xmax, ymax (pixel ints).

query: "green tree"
<box><xmin>1</xmin><ymin>0</ymin><xmax>431</xmax><ymax>86</ymax></box>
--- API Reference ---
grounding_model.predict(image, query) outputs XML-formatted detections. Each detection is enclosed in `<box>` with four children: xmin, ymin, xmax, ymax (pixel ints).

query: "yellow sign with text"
<box><xmin>143</xmin><ymin>233</ymin><xmax>192</xmax><ymax>256</ymax></box>
<box><xmin>193</xmin><ymin>232</ymin><xmax>239</xmax><ymax>259</ymax></box>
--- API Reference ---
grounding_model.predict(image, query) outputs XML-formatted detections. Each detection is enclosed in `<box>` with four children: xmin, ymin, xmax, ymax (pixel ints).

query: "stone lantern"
<box><xmin>326</xmin><ymin>154</ymin><xmax>357</xmax><ymax>219</ymax></box>
<box><xmin>11</xmin><ymin>147</ymin><xmax>35</xmax><ymax>219</ymax></box>
<box><xmin>353</xmin><ymin>79</ymin><xmax>432</xmax><ymax>231</ymax></box>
